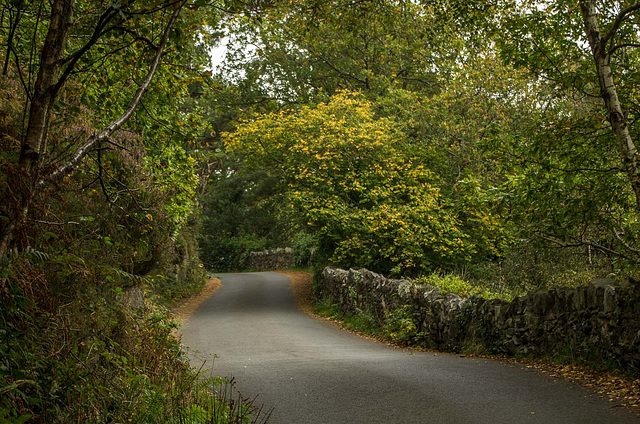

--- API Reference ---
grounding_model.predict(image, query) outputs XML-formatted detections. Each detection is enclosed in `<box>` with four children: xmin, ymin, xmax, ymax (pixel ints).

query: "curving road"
<box><xmin>180</xmin><ymin>272</ymin><xmax>639</xmax><ymax>424</ymax></box>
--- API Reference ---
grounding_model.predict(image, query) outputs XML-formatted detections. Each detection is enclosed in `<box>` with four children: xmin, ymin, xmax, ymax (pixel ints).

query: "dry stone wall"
<box><xmin>319</xmin><ymin>267</ymin><xmax>640</xmax><ymax>370</ymax></box>
<box><xmin>247</xmin><ymin>248</ymin><xmax>294</xmax><ymax>271</ymax></box>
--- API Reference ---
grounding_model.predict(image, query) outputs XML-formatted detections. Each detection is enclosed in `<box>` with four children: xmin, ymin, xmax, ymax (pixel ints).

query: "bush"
<box><xmin>292</xmin><ymin>233</ymin><xmax>318</xmax><ymax>268</ymax></box>
<box><xmin>199</xmin><ymin>234</ymin><xmax>269</xmax><ymax>272</ymax></box>
<box><xmin>465</xmin><ymin>242</ymin><xmax>610</xmax><ymax>295</ymax></box>
<box><xmin>384</xmin><ymin>305</ymin><xmax>427</xmax><ymax>346</ymax></box>
<box><xmin>0</xmin><ymin>248</ymin><xmax>267</xmax><ymax>423</ymax></box>
<box><xmin>414</xmin><ymin>273</ymin><xmax>513</xmax><ymax>301</ymax></box>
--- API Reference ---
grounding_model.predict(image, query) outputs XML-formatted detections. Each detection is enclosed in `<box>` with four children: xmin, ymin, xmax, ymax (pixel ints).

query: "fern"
<box><xmin>98</xmin><ymin>265</ymin><xmax>149</xmax><ymax>286</ymax></box>
<box><xmin>1</xmin><ymin>246</ymin><xmax>49</xmax><ymax>266</ymax></box>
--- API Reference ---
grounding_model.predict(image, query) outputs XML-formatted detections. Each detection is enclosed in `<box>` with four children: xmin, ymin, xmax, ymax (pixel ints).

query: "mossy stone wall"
<box><xmin>319</xmin><ymin>267</ymin><xmax>640</xmax><ymax>370</ymax></box>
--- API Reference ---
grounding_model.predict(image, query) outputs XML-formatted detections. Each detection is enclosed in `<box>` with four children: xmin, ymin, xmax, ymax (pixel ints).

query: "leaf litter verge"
<box><xmin>172</xmin><ymin>277</ymin><xmax>223</xmax><ymax>326</ymax></box>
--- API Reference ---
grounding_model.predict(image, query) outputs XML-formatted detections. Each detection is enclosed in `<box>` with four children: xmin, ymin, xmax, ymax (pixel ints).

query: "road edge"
<box><xmin>274</xmin><ymin>269</ymin><xmax>640</xmax><ymax>416</ymax></box>
<box><xmin>172</xmin><ymin>276</ymin><xmax>223</xmax><ymax>325</ymax></box>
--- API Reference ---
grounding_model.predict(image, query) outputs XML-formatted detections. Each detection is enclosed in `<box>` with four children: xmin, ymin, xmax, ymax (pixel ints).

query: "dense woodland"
<box><xmin>1</xmin><ymin>0</ymin><xmax>640</xmax><ymax>422</ymax></box>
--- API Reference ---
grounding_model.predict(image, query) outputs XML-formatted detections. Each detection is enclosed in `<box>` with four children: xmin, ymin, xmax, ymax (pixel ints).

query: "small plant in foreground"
<box><xmin>314</xmin><ymin>298</ymin><xmax>343</xmax><ymax>320</ymax></box>
<box><xmin>314</xmin><ymin>298</ymin><xmax>380</xmax><ymax>335</ymax></box>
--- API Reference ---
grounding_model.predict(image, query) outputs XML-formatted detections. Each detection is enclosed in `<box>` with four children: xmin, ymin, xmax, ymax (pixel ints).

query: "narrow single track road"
<box><xmin>180</xmin><ymin>272</ymin><xmax>639</xmax><ymax>424</ymax></box>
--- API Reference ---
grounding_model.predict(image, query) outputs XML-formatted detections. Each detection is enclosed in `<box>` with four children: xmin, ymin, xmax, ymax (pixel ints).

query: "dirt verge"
<box><xmin>172</xmin><ymin>277</ymin><xmax>222</xmax><ymax>325</ymax></box>
<box><xmin>274</xmin><ymin>270</ymin><xmax>314</xmax><ymax>314</ymax></box>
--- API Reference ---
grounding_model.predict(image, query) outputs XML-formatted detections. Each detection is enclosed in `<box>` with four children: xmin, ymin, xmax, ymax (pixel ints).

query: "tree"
<box><xmin>580</xmin><ymin>1</ymin><xmax>640</xmax><ymax>210</ymax></box>
<box><xmin>227</xmin><ymin>91</ymin><xmax>492</xmax><ymax>275</ymax></box>
<box><xmin>0</xmin><ymin>0</ymin><xmax>222</xmax><ymax>255</ymax></box>
<box><xmin>498</xmin><ymin>0</ymin><xmax>640</xmax><ymax>263</ymax></box>
<box><xmin>220</xmin><ymin>0</ymin><xmax>478</xmax><ymax>103</ymax></box>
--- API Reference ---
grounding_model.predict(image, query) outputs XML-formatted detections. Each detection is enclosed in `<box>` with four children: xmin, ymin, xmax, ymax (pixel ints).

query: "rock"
<box><xmin>122</xmin><ymin>285</ymin><xmax>145</xmax><ymax>311</ymax></box>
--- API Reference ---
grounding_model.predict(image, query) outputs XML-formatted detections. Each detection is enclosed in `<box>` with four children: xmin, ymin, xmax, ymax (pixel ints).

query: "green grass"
<box><xmin>314</xmin><ymin>298</ymin><xmax>432</xmax><ymax>347</ymax></box>
<box><xmin>314</xmin><ymin>298</ymin><xmax>380</xmax><ymax>335</ymax></box>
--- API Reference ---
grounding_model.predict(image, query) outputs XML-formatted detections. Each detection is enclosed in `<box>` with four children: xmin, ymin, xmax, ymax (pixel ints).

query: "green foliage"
<box><xmin>313</xmin><ymin>298</ymin><xmax>344</xmax><ymax>321</ymax></box>
<box><xmin>0</xmin><ymin>252</ymin><xmax>265</xmax><ymax>423</ymax></box>
<box><xmin>144</xmin><ymin>145</ymin><xmax>199</xmax><ymax>235</ymax></box>
<box><xmin>384</xmin><ymin>305</ymin><xmax>427</xmax><ymax>346</ymax></box>
<box><xmin>465</xmin><ymin>243</ymin><xmax>608</xmax><ymax>295</ymax></box>
<box><xmin>0</xmin><ymin>2</ymin><xmax>263</xmax><ymax>421</ymax></box>
<box><xmin>150</xmin><ymin>229</ymin><xmax>207</xmax><ymax>309</ymax></box>
<box><xmin>314</xmin><ymin>299</ymin><xmax>427</xmax><ymax>347</ymax></box>
<box><xmin>313</xmin><ymin>298</ymin><xmax>380</xmax><ymax>335</ymax></box>
<box><xmin>221</xmin><ymin>0</ymin><xmax>492</xmax><ymax>102</ymax></box>
<box><xmin>197</xmin><ymin>159</ymin><xmax>294</xmax><ymax>271</ymax></box>
<box><xmin>414</xmin><ymin>273</ymin><xmax>514</xmax><ymax>301</ymax></box>
<box><xmin>200</xmin><ymin>234</ymin><xmax>269</xmax><ymax>272</ymax></box>
<box><xmin>343</xmin><ymin>310</ymin><xmax>380</xmax><ymax>336</ymax></box>
<box><xmin>211</xmin><ymin>0</ymin><xmax>640</xmax><ymax>281</ymax></box>
<box><xmin>415</xmin><ymin>274</ymin><xmax>477</xmax><ymax>297</ymax></box>
<box><xmin>291</xmin><ymin>232</ymin><xmax>318</xmax><ymax>268</ymax></box>
<box><xmin>228</xmin><ymin>91</ymin><xmax>487</xmax><ymax>275</ymax></box>
<box><xmin>495</xmin><ymin>0</ymin><xmax>640</xmax><ymax>266</ymax></box>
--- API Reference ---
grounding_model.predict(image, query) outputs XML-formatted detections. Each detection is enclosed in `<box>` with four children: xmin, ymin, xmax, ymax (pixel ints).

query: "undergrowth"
<box><xmin>314</xmin><ymin>298</ymin><xmax>379</xmax><ymax>335</ymax></box>
<box><xmin>384</xmin><ymin>305</ymin><xmax>428</xmax><ymax>346</ymax></box>
<box><xmin>0</xmin><ymin>249</ymin><xmax>269</xmax><ymax>423</ymax></box>
<box><xmin>314</xmin><ymin>297</ymin><xmax>430</xmax><ymax>348</ymax></box>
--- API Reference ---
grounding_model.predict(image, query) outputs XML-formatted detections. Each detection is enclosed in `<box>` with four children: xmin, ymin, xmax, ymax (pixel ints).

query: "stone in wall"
<box><xmin>319</xmin><ymin>267</ymin><xmax>640</xmax><ymax>371</ymax></box>
<box><xmin>247</xmin><ymin>248</ymin><xmax>294</xmax><ymax>271</ymax></box>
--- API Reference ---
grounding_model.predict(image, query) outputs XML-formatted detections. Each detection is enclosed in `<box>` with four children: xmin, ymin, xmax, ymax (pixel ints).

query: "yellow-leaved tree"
<box><xmin>227</xmin><ymin>91</ymin><xmax>479</xmax><ymax>275</ymax></box>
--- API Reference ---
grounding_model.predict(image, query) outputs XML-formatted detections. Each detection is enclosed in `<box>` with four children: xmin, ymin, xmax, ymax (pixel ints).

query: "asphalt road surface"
<box><xmin>180</xmin><ymin>272</ymin><xmax>639</xmax><ymax>424</ymax></box>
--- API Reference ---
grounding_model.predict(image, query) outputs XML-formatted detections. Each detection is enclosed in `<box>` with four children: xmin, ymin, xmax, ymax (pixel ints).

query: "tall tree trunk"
<box><xmin>19</xmin><ymin>0</ymin><xmax>75</xmax><ymax>172</ymax></box>
<box><xmin>1</xmin><ymin>0</ymin><xmax>75</xmax><ymax>256</ymax></box>
<box><xmin>580</xmin><ymin>0</ymin><xmax>640</xmax><ymax>210</ymax></box>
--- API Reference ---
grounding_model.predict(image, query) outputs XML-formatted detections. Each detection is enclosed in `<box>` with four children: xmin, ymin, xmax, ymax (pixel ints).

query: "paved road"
<box><xmin>180</xmin><ymin>272</ymin><xmax>639</xmax><ymax>424</ymax></box>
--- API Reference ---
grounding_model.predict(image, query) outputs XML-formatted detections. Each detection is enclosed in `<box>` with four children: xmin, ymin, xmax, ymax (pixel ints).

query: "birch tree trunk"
<box><xmin>580</xmin><ymin>0</ymin><xmax>640</xmax><ymax>210</ymax></box>
<box><xmin>1</xmin><ymin>0</ymin><xmax>75</xmax><ymax>256</ymax></box>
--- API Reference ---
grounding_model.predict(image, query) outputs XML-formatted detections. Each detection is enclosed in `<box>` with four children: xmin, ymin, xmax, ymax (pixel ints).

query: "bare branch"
<box><xmin>613</xmin><ymin>230</ymin><xmax>640</xmax><ymax>254</ymax></box>
<box><xmin>340</xmin><ymin>0</ymin><xmax>374</xmax><ymax>7</ymax></box>
<box><xmin>32</xmin><ymin>220</ymin><xmax>80</xmax><ymax>226</ymax></box>
<box><xmin>116</xmin><ymin>26</ymin><xmax>159</xmax><ymax>50</ymax></box>
<box><xmin>8</xmin><ymin>43</ymin><xmax>31</xmax><ymax>98</ymax></box>
<box><xmin>95</xmin><ymin>146</ymin><xmax>111</xmax><ymax>203</ymax></box>
<box><xmin>104</xmin><ymin>137</ymin><xmax>129</xmax><ymax>151</ymax></box>
<box><xmin>534</xmin><ymin>232</ymin><xmax>639</xmax><ymax>262</ymax></box>
<box><xmin>313</xmin><ymin>52</ymin><xmax>368</xmax><ymax>86</ymax></box>
<box><xmin>140</xmin><ymin>101</ymin><xmax>186</xmax><ymax>137</ymax></box>
<box><xmin>55</xmin><ymin>6</ymin><xmax>120</xmax><ymax>93</ymax></box>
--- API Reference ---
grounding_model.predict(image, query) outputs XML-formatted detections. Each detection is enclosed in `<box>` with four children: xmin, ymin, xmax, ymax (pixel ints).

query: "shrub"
<box><xmin>384</xmin><ymin>305</ymin><xmax>427</xmax><ymax>346</ymax></box>
<box><xmin>0</xmin><ymin>251</ymin><xmax>268</xmax><ymax>423</ymax></box>
<box><xmin>414</xmin><ymin>273</ymin><xmax>514</xmax><ymax>301</ymax></box>
<box><xmin>292</xmin><ymin>232</ymin><xmax>318</xmax><ymax>268</ymax></box>
<box><xmin>199</xmin><ymin>234</ymin><xmax>269</xmax><ymax>272</ymax></box>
